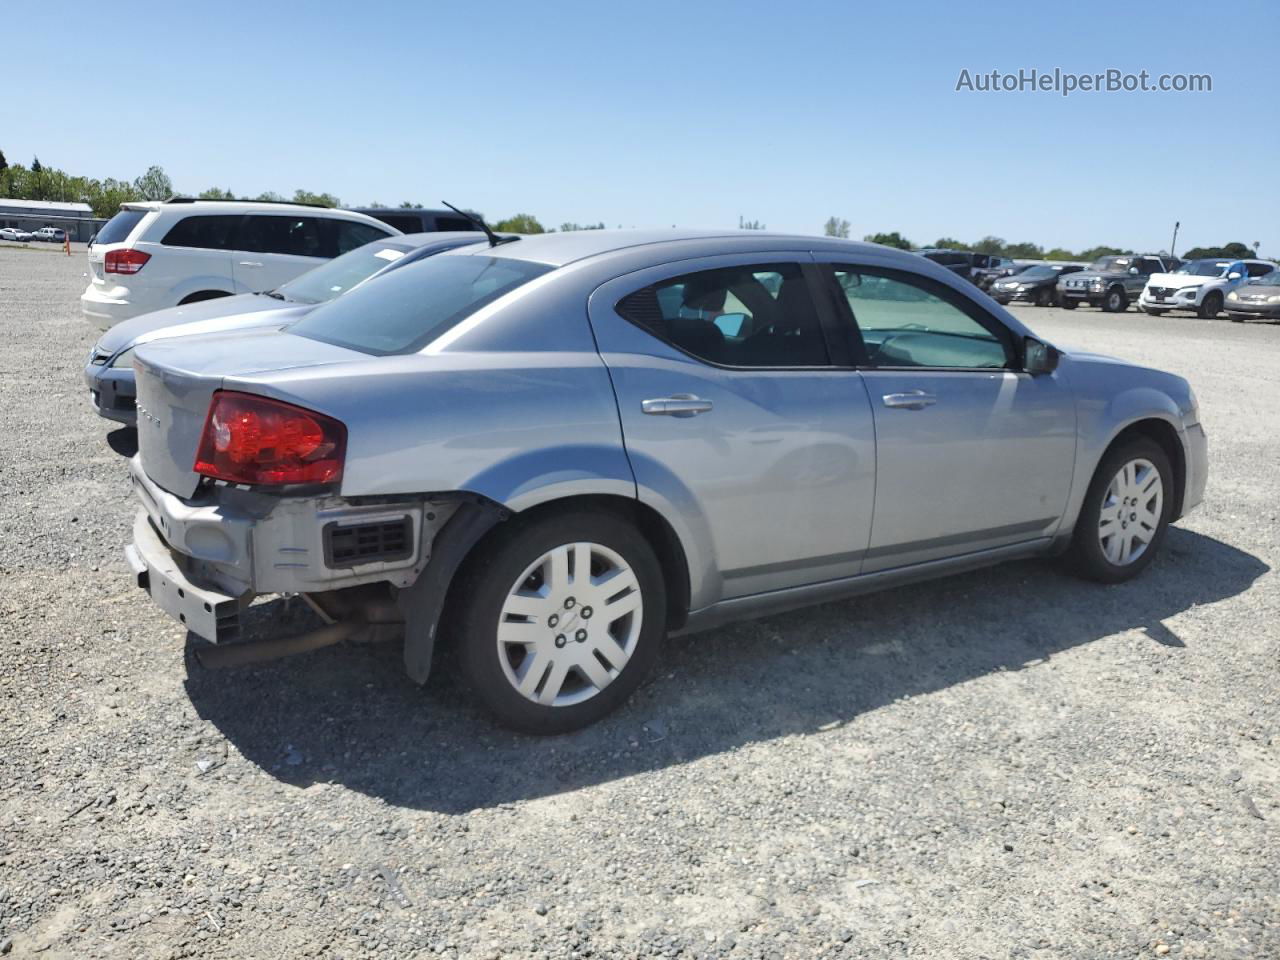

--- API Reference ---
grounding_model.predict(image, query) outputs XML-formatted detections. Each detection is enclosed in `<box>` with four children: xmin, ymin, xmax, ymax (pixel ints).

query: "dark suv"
<box><xmin>919</xmin><ymin>250</ymin><xmax>998</xmax><ymax>287</ymax></box>
<box><xmin>1057</xmin><ymin>254</ymin><xmax>1178</xmax><ymax>312</ymax></box>
<box><xmin>353</xmin><ymin>208</ymin><xmax>482</xmax><ymax>234</ymax></box>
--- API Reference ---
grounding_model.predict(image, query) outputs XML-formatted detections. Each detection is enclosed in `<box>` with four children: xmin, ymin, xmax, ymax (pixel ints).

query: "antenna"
<box><xmin>441</xmin><ymin>201</ymin><xmax>518</xmax><ymax>247</ymax></box>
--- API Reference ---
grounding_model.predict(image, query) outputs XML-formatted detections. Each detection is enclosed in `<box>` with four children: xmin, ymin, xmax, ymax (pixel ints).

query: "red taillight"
<box><xmin>104</xmin><ymin>248</ymin><xmax>151</xmax><ymax>274</ymax></box>
<box><xmin>194</xmin><ymin>391</ymin><xmax>346</xmax><ymax>487</ymax></box>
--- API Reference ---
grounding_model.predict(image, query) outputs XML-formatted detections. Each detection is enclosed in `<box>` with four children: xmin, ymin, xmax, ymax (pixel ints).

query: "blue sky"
<box><xmin>5</xmin><ymin>0</ymin><xmax>1277</xmax><ymax>255</ymax></box>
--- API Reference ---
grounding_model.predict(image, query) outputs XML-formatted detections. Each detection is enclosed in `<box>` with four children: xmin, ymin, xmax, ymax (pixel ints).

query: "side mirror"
<box><xmin>1228</xmin><ymin>271</ymin><xmax>1242</xmax><ymax>280</ymax></box>
<box><xmin>1128</xmin><ymin>266</ymin><xmax>1139</xmax><ymax>275</ymax></box>
<box><xmin>1024</xmin><ymin>336</ymin><xmax>1060</xmax><ymax>375</ymax></box>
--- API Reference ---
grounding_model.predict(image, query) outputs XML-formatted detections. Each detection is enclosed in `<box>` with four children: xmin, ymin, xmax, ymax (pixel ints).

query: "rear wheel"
<box><xmin>1061</xmin><ymin>299</ymin><xmax>1077</xmax><ymax>310</ymax></box>
<box><xmin>1103</xmin><ymin>286</ymin><xmax>1128</xmax><ymax>312</ymax></box>
<box><xmin>1198</xmin><ymin>291</ymin><xmax>1224</xmax><ymax>319</ymax></box>
<box><xmin>1067</xmin><ymin>437</ymin><xmax>1173</xmax><ymax>583</ymax></box>
<box><xmin>449</xmin><ymin>509</ymin><xmax>666</xmax><ymax>734</ymax></box>
<box><xmin>1035</xmin><ymin>287</ymin><xmax>1053</xmax><ymax>307</ymax></box>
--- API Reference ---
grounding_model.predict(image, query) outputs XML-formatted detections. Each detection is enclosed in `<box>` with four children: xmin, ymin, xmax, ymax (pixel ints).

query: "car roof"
<box><xmin>443</xmin><ymin>228</ymin><xmax>929</xmax><ymax>270</ymax></box>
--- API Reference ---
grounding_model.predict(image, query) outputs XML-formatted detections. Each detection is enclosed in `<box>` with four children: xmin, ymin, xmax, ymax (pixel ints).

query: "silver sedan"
<box><xmin>123</xmin><ymin>230</ymin><xmax>1207</xmax><ymax>733</ymax></box>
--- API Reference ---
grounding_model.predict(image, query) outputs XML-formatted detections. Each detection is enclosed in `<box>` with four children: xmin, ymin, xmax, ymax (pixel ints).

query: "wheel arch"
<box><xmin>1098</xmin><ymin>417</ymin><xmax>1187</xmax><ymax>520</ymax></box>
<box><xmin>178</xmin><ymin>289</ymin><xmax>234</xmax><ymax>305</ymax></box>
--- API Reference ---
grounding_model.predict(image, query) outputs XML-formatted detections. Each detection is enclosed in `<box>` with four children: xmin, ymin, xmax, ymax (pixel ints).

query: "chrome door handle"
<box><xmin>641</xmin><ymin>395</ymin><xmax>713</xmax><ymax>417</ymax></box>
<box><xmin>882</xmin><ymin>390</ymin><xmax>936</xmax><ymax>410</ymax></box>
<box><xmin>238</xmin><ymin>260</ymin><xmax>263</xmax><ymax>267</ymax></box>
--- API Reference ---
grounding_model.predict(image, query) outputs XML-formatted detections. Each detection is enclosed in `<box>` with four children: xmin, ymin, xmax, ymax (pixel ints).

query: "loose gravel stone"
<box><xmin>1</xmin><ymin>247</ymin><xmax>1278</xmax><ymax>958</ymax></box>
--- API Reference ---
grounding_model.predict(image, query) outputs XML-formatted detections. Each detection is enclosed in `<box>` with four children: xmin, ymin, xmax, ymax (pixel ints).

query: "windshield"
<box><xmin>1174</xmin><ymin>259</ymin><xmax>1229</xmax><ymax>277</ymax></box>
<box><xmin>1088</xmin><ymin>256</ymin><xmax>1132</xmax><ymax>273</ymax></box>
<box><xmin>276</xmin><ymin>240</ymin><xmax>417</xmax><ymax>304</ymax></box>
<box><xmin>1016</xmin><ymin>266</ymin><xmax>1056</xmax><ymax>280</ymax></box>
<box><xmin>291</xmin><ymin>254</ymin><xmax>553</xmax><ymax>355</ymax></box>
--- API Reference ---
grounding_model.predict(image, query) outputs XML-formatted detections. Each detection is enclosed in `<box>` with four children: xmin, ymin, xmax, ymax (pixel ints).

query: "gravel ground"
<box><xmin>1</xmin><ymin>247</ymin><xmax>1277</xmax><ymax>960</ymax></box>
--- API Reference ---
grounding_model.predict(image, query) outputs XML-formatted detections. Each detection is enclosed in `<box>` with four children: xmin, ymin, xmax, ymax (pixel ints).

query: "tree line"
<box><xmin>0</xmin><ymin>150</ymin><xmax>1258</xmax><ymax>257</ymax></box>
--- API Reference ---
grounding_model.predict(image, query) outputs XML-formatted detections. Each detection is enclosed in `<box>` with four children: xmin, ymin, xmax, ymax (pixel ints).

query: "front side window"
<box><xmin>162</xmin><ymin>215</ymin><xmax>241</xmax><ymax>250</ymax></box>
<box><xmin>615</xmin><ymin>263</ymin><xmax>829</xmax><ymax>367</ymax></box>
<box><xmin>335</xmin><ymin>220</ymin><xmax>392</xmax><ymax>255</ymax></box>
<box><xmin>291</xmin><ymin>254</ymin><xmax>553</xmax><ymax>355</ymax></box>
<box><xmin>237</xmin><ymin>215</ymin><xmax>327</xmax><ymax>257</ymax></box>
<box><xmin>831</xmin><ymin>267</ymin><xmax>1010</xmax><ymax>369</ymax></box>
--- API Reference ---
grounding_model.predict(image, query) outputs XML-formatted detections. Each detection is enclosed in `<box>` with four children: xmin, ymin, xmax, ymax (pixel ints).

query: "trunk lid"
<box><xmin>133</xmin><ymin>329</ymin><xmax>369</xmax><ymax>498</ymax></box>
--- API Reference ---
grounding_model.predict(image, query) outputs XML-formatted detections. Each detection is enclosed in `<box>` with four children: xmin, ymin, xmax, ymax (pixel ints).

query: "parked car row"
<box><xmin>76</xmin><ymin>213</ymin><xmax>1209</xmax><ymax>733</ymax></box>
<box><xmin>0</xmin><ymin>227</ymin><xmax>35</xmax><ymax>242</ymax></box>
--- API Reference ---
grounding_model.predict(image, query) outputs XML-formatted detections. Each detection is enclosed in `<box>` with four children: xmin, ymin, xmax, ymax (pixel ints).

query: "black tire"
<box><xmin>1141</xmin><ymin>306</ymin><xmax>1166</xmax><ymax>316</ymax></box>
<box><xmin>1060</xmin><ymin>298</ymin><xmax>1077</xmax><ymax>310</ymax></box>
<box><xmin>1228</xmin><ymin>314</ymin><xmax>1244</xmax><ymax>323</ymax></box>
<box><xmin>1066</xmin><ymin>437</ymin><xmax>1173</xmax><ymax>584</ymax></box>
<box><xmin>448</xmin><ymin>508</ymin><xmax>666</xmax><ymax>734</ymax></box>
<box><xmin>1103</xmin><ymin>286</ymin><xmax>1128</xmax><ymax>313</ymax></box>
<box><xmin>1197</xmin><ymin>291</ymin><xmax>1224</xmax><ymax>320</ymax></box>
<box><xmin>178</xmin><ymin>290</ymin><xmax>232</xmax><ymax>305</ymax></box>
<box><xmin>1035</xmin><ymin>287</ymin><xmax>1053</xmax><ymax>307</ymax></box>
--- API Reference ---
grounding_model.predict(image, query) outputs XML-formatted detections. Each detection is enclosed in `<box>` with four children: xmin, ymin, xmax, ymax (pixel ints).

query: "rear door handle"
<box><xmin>238</xmin><ymin>260</ymin><xmax>263</xmax><ymax>268</ymax></box>
<box><xmin>882</xmin><ymin>390</ymin><xmax>936</xmax><ymax>410</ymax></box>
<box><xmin>641</xmin><ymin>395</ymin><xmax>713</xmax><ymax>417</ymax></box>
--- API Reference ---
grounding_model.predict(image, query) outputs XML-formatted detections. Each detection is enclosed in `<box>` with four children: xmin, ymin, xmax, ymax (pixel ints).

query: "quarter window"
<box><xmin>615</xmin><ymin>263</ymin><xmax>829</xmax><ymax>367</ymax></box>
<box><xmin>832</xmin><ymin>268</ymin><xmax>1011</xmax><ymax>369</ymax></box>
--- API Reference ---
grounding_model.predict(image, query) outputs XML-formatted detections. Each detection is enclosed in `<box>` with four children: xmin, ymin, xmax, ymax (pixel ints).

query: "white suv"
<box><xmin>1139</xmin><ymin>257</ymin><xmax>1277</xmax><ymax>319</ymax></box>
<box><xmin>80</xmin><ymin>200</ymin><xmax>399</xmax><ymax>328</ymax></box>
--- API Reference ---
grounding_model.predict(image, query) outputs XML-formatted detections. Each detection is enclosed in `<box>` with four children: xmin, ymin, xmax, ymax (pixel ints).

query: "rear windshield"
<box><xmin>96</xmin><ymin>209</ymin><xmax>147</xmax><ymax>245</ymax></box>
<box><xmin>276</xmin><ymin>240</ymin><xmax>417</xmax><ymax>305</ymax></box>
<box><xmin>290</xmin><ymin>253</ymin><xmax>553</xmax><ymax>355</ymax></box>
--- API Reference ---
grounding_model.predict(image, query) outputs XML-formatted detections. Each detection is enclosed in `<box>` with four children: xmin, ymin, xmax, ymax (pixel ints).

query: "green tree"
<box><xmin>1078</xmin><ymin>245</ymin><xmax>1130</xmax><ymax>261</ymax></box>
<box><xmin>0</xmin><ymin>149</ymin><xmax>7</xmax><ymax>173</ymax></box>
<box><xmin>255</xmin><ymin>191</ymin><xmax>286</xmax><ymax>202</ymax></box>
<box><xmin>931</xmin><ymin>237</ymin><xmax>966</xmax><ymax>250</ymax></box>
<box><xmin>972</xmin><ymin>235</ymin><xmax>1006</xmax><ymax>255</ymax></box>
<box><xmin>31</xmin><ymin>156</ymin><xmax>42</xmax><ymax>174</ymax></box>
<box><xmin>823</xmin><ymin>216</ymin><xmax>850</xmax><ymax>238</ymax></box>
<box><xmin>864</xmin><ymin>231</ymin><xmax>912</xmax><ymax>250</ymax></box>
<box><xmin>198</xmin><ymin>187</ymin><xmax>237</xmax><ymax>200</ymax></box>
<box><xmin>1182</xmin><ymin>242</ymin><xmax>1255</xmax><ymax>259</ymax></box>
<box><xmin>133</xmin><ymin>165</ymin><xmax>173</xmax><ymax>200</ymax></box>
<box><xmin>397</xmin><ymin>200</ymin><xmax>421</xmax><ymax>209</ymax></box>
<box><xmin>1044</xmin><ymin>247</ymin><xmax>1076</xmax><ymax>261</ymax></box>
<box><xmin>293</xmin><ymin>189</ymin><xmax>340</xmax><ymax>207</ymax></box>
<box><xmin>493</xmin><ymin>213</ymin><xmax>545</xmax><ymax>234</ymax></box>
<box><xmin>738</xmin><ymin>216</ymin><xmax>765</xmax><ymax>230</ymax></box>
<box><xmin>1003</xmin><ymin>241</ymin><xmax>1044</xmax><ymax>259</ymax></box>
<box><xmin>558</xmin><ymin>221</ymin><xmax>605</xmax><ymax>232</ymax></box>
<box><xmin>91</xmin><ymin>178</ymin><xmax>142</xmax><ymax>218</ymax></box>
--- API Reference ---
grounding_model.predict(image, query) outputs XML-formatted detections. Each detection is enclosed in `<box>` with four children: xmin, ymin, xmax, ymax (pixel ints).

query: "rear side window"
<box><xmin>616</xmin><ymin>263</ymin><xmax>829</xmax><ymax>367</ymax></box>
<box><xmin>162</xmin><ymin>215</ymin><xmax>241</xmax><ymax>250</ymax></box>
<box><xmin>1245</xmin><ymin>262</ymin><xmax>1274</xmax><ymax>278</ymax></box>
<box><xmin>291</xmin><ymin>254</ymin><xmax>553</xmax><ymax>355</ymax></box>
<box><xmin>96</xmin><ymin>209</ymin><xmax>147</xmax><ymax>245</ymax></box>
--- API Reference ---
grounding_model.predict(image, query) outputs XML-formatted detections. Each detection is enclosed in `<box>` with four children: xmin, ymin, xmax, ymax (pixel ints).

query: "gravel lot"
<box><xmin>1</xmin><ymin>246</ymin><xmax>1277</xmax><ymax>960</ymax></box>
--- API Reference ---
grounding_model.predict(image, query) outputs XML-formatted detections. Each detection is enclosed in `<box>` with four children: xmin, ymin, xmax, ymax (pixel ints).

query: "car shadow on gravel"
<box><xmin>184</xmin><ymin>526</ymin><xmax>1267</xmax><ymax>813</ymax></box>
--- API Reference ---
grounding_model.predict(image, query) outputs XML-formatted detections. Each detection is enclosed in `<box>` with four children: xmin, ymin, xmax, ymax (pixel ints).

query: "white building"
<box><xmin>0</xmin><ymin>198</ymin><xmax>104</xmax><ymax>242</ymax></box>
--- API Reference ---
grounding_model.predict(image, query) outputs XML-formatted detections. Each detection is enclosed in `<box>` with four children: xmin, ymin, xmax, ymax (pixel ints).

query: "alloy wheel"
<box><xmin>1097</xmin><ymin>458</ymin><xmax>1163</xmax><ymax>566</ymax></box>
<box><xmin>496</xmin><ymin>541</ymin><xmax>643</xmax><ymax>707</ymax></box>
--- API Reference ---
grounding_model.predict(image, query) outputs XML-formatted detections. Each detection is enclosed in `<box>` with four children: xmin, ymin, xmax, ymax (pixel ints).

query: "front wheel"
<box><xmin>448</xmin><ymin>509</ymin><xmax>666</xmax><ymax>734</ymax></box>
<box><xmin>1198</xmin><ymin>291</ymin><xmax>1224</xmax><ymax>320</ymax></box>
<box><xmin>1103</xmin><ymin>287</ymin><xmax>1128</xmax><ymax>312</ymax></box>
<box><xmin>1067</xmin><ymin>438</ymin><xmax>1173</xmax><ymax>583</ymax></box>
<box><xmin>1035</xmin><ymin>287</ymin><xmax>1053</xmax><ymax>307</ymax></box>
<box><xmin>1060</xmin><ymin>298</ymin><xmax>1077</xmax><ymax>310</ymax></box>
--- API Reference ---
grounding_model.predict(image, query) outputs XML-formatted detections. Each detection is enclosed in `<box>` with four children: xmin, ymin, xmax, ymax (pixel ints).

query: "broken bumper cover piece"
<box><xmin>126</xmin><ymin>509</ymin><xmax>245</xmax><ymax>643</ymax></box>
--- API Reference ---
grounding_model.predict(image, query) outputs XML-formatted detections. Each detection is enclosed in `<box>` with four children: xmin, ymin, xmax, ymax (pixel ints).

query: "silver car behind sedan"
<box><xmin>83</xmin><ymin>232</ymin><xmax>486</xmax><ymax>424</ymax></box>
<box><xmin>122</xmin><ymin>230</ymin><xmax>1207</xmax><ymax>733</ymax></box>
